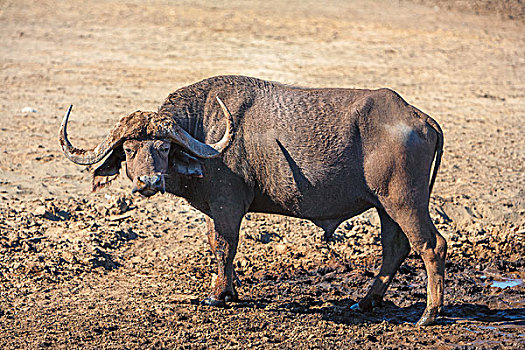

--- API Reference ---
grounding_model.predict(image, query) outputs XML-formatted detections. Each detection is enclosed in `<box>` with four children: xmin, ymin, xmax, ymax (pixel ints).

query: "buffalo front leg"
<box><xmin>354</xmin><ymin>208</ymin><xmax>410</xmax><ymax>311</ymax></box>
<box><xmin>205</xmin><ymin>216</ymin><xmax>242</xmax><ymax>286</ymax></box>
<box><xmin>201</xmin><ymin>213</ymin><xmax>242</xmax><ymax>307</ymax></box>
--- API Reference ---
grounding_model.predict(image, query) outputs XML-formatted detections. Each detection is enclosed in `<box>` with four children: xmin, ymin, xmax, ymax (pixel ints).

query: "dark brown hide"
<box><xmin>60</xmin><ymin>75</ymin><xmax>445</xmax><ymax>326</ymax></box>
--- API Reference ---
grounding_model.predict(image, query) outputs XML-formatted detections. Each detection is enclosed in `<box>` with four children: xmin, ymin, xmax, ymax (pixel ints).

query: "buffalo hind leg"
<box><xmin>353</xmin><ymin>208</ymin><xmax>410</xmax><ymax>311</ymax></box>
<box><xmin>201</xmin><ymin>211</ymin><xmax>242</xmax><ymax>307</ymax></box>
<box><xmin>386</xmin><ymin>206</ymin><xmax>447</xmax><ymax>326</ymax></box>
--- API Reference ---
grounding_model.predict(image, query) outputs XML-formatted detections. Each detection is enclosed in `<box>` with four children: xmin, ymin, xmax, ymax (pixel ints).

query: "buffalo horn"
<box><xmin>168</xmin><ymin>96</ymin><xmax>233</xmax><ymax>159</ymax></box>
<box><xmin>59</xmin><ymin>105</ymin><xmax>122</xmax><ymax>165</ymax></box>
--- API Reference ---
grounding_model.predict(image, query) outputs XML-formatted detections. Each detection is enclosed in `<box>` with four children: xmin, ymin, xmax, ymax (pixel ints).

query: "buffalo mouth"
<box><xmin>132</xmin><ymin>174</ymin><xmax>166</xmax><ymax>197</ymax></box>
<box><xmin>136</xmin><ymin>187</ymin><xmax>159</xmax><ymax>197</ymax></box>
<box><xmin>132</xmin><ymin>185</ymin><xmax>164</xmax><ymax>197</ymax></box>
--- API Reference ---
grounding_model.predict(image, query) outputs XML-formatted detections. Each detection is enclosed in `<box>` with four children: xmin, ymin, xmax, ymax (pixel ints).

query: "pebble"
<box><xmin>21</xmin><ymin>107</ymin><xmax>37</xmax><ymax>113</ymax></box>
<box><xmin>34</xmin><ymin>205</ymin><xmax>47</xmax><ymax>217</ymax></box>
<box><xmin>274</xmin><ymin>243</ymin><xmax>288</xmax><ymax>254</ymax></box>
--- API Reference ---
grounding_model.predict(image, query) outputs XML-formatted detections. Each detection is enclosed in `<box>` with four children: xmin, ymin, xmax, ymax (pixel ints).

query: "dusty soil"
<box><xmin>1</xmin><ymin>0</ymin><xmax>524</xmax><ymax>348</ymax></box>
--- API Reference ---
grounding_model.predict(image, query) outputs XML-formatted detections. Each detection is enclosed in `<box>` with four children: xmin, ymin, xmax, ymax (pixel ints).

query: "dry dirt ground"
<box><xmin>0</xmin><ymin>0</ymin><xmax>524</xmax><ymax>348</ymax></box>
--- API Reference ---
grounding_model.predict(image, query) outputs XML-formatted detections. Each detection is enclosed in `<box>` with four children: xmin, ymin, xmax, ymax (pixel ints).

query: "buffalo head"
<box><xmin>59</xmin><ymin>97</ymin><xmax>233</xmax><ymax>197</ymax></box>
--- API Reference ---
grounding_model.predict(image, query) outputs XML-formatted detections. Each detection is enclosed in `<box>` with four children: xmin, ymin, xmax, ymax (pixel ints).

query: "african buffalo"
<box><xmin>59</xmin><ymin>75</ymin><xmax>446</xmax><ymax>326</ymax></box>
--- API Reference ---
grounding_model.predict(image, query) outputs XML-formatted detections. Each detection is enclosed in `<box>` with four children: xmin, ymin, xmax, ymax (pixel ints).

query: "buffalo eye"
<box><xmin>124</xmin><ymin>147</ymin><xmax>135</xmax><ymax>157</ymax></box>
<box><xmin>157</xmin><ymin>144</ymin><xmax>170</xmax><ymax>154</ymax></box>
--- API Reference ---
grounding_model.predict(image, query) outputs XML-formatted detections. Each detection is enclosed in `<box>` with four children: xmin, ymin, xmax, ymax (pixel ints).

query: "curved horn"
<box><xmin>59</xmin><ymin>105</ymin><xmax>123</xmax><ymax>165</ymax></box>
<box><xmin>168</xmin><ymin>96</ymin><xmax>234</xmax><ymax>159</ymax></box>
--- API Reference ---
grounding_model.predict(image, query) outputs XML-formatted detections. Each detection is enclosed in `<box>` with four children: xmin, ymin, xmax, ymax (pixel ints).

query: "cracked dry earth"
<box><xmin>0</xmin><ymin>0</ymin><xmax>524</xmax><ymax>349</ymax></box>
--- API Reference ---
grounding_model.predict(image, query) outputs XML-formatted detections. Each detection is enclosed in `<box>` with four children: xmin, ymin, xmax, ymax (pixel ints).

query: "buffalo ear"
<box><xmin>92</xmin><ymin>148</ymin><xmax>124</xmax><ymax>191</ymax></box>
<box><xmin>174</xmin><ymin>151</ymin><xmax>205</xmax><ymax>178</ymax></box>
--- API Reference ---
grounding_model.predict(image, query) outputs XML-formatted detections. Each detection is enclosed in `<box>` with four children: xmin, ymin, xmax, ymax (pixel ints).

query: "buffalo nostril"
<box><xmin>138</xmin><ymin>175</ymin><xmax>161</xmax><ymax>187</ymax></box>
<box><xmin>150</xmin><ymin>175</ymin><xmax>161</xmax><ymax>186</ymax></box>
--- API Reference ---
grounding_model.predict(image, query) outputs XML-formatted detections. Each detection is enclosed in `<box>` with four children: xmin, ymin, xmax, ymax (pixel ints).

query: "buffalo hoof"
<box><xmin>200</xmin><ymin>297</ymin><xmax>227</xmax><ymax>307</ymax></box>
<box><xmin>350</xmin><ymin>296</ymin><xmax>385</xmax><ymax>312</ymax></box>
<box><xmin>201</xmin><ymin>293</ymin><xmax>238</xmax><ymax>307</ymax></box>
<box><xmin>224</xmin><ymin>294</ymin><xmax>238</xmax><ymax>303</ymax></box>
<box><xmin>415</xmin><ymin>308</ymin><xmax>438</xmax><ymax>326</ymax></box>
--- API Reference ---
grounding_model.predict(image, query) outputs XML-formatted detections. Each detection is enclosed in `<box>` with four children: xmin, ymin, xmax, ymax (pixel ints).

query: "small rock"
<box><xmin>274</xmin><ymin>243</ymin><xmax>288</xmax><ymax>254</ymax></box>
<box><xmin>34</xmin><ymin>205</ymin><xmax>47</xmax><ymax>216</ymax></box>
<box><xmin>21</xmin><ymin>107</ymin><xmax>37</xmax><ymax>113</ymax></box>
<box><xmin>105</xmin><ymin>196</ymin><xmax>131</xmax><ymax>215</ymax></box>
<box><xmin>61</xmin><ymin>251</ymin><xmax>75</xmax><ymax>263</ymax></box>
<box><xmin>130</xmin><ymin>256</ymin><xmax>142</xmax><ymax>264</ymax></box>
